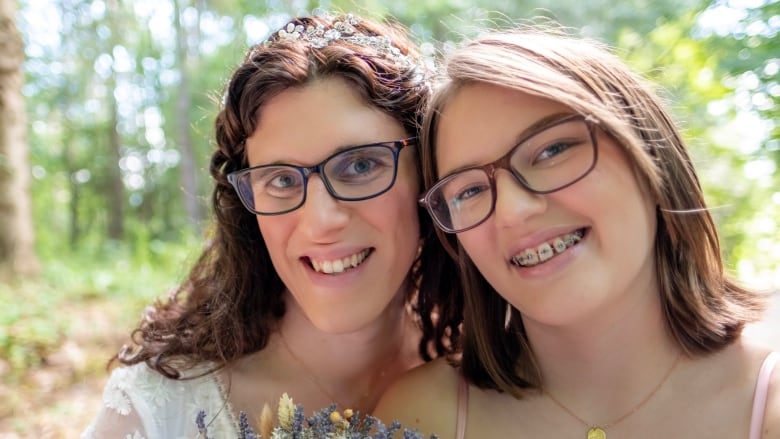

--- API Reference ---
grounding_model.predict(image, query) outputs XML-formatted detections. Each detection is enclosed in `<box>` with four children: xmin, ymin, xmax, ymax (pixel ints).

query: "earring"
<box><xmin>504</xmin><ymin>302</ymin><xmax>512</xmax><ymax>330</ymax></box>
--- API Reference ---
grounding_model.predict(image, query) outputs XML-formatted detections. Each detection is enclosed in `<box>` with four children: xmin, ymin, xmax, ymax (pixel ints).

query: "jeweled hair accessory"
<box><xmin>265</xmin><ymin>14</ymin><xmax>413</xmax><ymax>66</ymax></box>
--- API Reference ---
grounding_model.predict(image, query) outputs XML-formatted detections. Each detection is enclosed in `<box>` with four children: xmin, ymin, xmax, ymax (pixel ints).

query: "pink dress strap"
<box><xmin>456</xmin><ymin>373</ymin><xmax>468</xmax><ymax>439</ymax></box>
<box><xmin>749</xmin><ymin>351</ymin><xmax>778</xmax><ymax>439</ymax></box>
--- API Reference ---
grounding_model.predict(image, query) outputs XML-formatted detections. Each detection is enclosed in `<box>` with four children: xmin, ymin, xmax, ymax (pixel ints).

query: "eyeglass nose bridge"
<box><xmin>482</xmin><ymin>154</ymin><xmax>537</xmax><ymax>197</ymax></box>
<box><xmin>471</xmin><ymin>155</ymin><xmax>541</xmax><ymax>229</ymax></box>
<box><xmin>297</xmin><ymin>163</ymin><xmax>343</xmax><ymax>204</ymax></box>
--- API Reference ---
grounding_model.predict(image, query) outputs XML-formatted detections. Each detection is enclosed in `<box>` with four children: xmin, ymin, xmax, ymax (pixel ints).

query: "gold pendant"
<box><xmin>587</xmin><ymin>427</ymin><xmax>606</xmax><ymax>439</ymax></box>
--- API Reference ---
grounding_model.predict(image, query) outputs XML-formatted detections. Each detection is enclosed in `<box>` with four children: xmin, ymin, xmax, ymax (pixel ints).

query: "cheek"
<box><xmin>582</xmin><ymin>161</ymin><xmax>656</xmax><ymax>252</ymax></box>
<box><xmin>256</xmin><ymin>217</ymin><xmax>293</xmax><ymax>262</ymax></box>
<box><xmin>389</xmin><ymin>185</ymin><xmax>421</xmax><ymax>239</ymax></box>
<box><xmin>392</xmin><ymin>159</ymin><xmax>422</xmax><ymax>235</ymax></box>
<box><xmin>456</xmin><ymin>230</ymin><xmax>494</xmax><ymax>269</ymax></box>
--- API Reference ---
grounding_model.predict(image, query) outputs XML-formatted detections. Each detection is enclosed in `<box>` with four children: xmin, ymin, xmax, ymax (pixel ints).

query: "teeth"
<box><xmin>564</xmin><ymin>231</ymin><xmax>582</xmax><ymax>247</ymax></box>
<box><xmin>520</xmin><ymin>249</ymin><xmax>538</xmax><ymax>266</ymax></box>
<box><xmin>538</xmin><ymin>243</ymin><xmax>554</xmax><ymax>262</ymax></box>
<box><xmin>512</xmin><ymin>230</ymin><xmax>583</xmax><ymax>268</ymax></box>
<box><xmin>311</xmin><ymin>249</ymin><xmax>370</xmax><ymax>274</ymax></box>
<box><xmin>553</xmin><ymin>238</ymin><xmax>567</xmax><ymax>253</ymax></box>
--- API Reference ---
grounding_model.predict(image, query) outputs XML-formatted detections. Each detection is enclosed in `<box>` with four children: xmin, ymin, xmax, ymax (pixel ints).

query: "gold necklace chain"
<box><xmin>545</xmin><ymin>354</ymin><xmax>681</xmax><ymax>439</ymax></box>
<box><xmin>278</xmin><ymin>331</ymin><xmax>349</xmax><ymax>410</ymax></box>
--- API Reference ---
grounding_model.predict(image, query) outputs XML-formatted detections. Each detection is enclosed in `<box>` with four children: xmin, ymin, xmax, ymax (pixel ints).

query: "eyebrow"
<box><xmin>439</xmin><ymin>111</ymin><xmax>573</xmax><ymax>176</ymax></box>
<box><xmin>513</xmin><ymin>112</ymin><xmax>573</xmax><ymax>144</ymax></box>
<box><xmin>258</xmin><ymin>144</ymin><xmax>354</xmax><ymax>167</ymax></box>
<box><xmin>250</xmin><ymin>138</ymin><xmax>404</xmax><ymax>168</ymax></box>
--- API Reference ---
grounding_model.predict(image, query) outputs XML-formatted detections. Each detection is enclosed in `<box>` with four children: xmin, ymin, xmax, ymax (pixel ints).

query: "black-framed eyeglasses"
<box><xmin>419</xmin><ymin>115</ymin><xmax>598</xmax><ymax>233</ymax></box>
<box><xmin>228</xmin><ymin>138</ymin><xmax>415</xmax><ymax>215</ymax></box>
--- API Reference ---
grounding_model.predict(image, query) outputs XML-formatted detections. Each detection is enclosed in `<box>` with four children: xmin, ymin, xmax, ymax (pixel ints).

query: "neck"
<box><xmin>525</xmin><ymin>282</ymin><xmax>682</xmax><ymax>423</ymax></box>
<box><xmin>273</xmin><ymin>291</ymin><xmax>422</xmax><ymax>412</ymax></box>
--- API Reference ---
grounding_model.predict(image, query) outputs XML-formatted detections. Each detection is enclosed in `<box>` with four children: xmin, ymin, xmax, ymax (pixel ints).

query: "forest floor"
<box><xmin>1</xmin><ymin>294</ymin><xmax>779</xmax><ymax>438</ymax></box>
<box><xmin>0</xmin><ymin>299</ymin><xmax>129</xmax><ymax>438</ymax></box>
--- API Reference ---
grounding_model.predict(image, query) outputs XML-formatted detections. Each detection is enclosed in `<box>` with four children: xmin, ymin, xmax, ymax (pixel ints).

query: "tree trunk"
<box><xmin>62</xmin><ymin>129</ymin><xmax>81</xmax><ymax>249</ymax></box>
<box><xmin>0</xmin><ymin>0</ymin><xmax>39</xmax><ymax>279</ymax></box>
<box><xmin>173</xmin><ymin>0</ymin><xmax>204</xmax><ymax>230</ymax></box>
<box><xmin>105</xmin><ymin>0</ymin><xmax>124</xmax><ymax>240</ymax></box>
<box><xmin>106</xmin><ymin>94</ymin><xmax>124</xmax><ymax>240</ymax></box>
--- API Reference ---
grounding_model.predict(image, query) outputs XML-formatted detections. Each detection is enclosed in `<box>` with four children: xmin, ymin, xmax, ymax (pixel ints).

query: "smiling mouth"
<box><xmin>307</xmin><ymin>249</ymin><xmax>373</xmax><ymax>274</ymax></box>
<box><xmin>510</xmin><ymin>229</ymin><xmax>586</xmax><ymax>268</ymax></box>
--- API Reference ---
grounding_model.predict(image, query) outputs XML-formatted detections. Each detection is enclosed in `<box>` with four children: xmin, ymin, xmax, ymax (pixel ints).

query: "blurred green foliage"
<box><xmin>8</xmin><ymin>0</ymin><xmax>778</xmax><ymax>376</ymax></box>
<box><xmin>0</xmin><ymin>235</ymin><xmax>200</xmax><ymax>379</ymax></box>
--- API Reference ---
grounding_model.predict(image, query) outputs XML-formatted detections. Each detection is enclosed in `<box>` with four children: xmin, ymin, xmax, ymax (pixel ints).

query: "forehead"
<box><xmin>435</xmin><ymin>83</ymin><xmax>571</xmax><ymax>175</ymax></box>
<box><xmin>245</xmin><ymin>77</ymin><xmax>406</xmax><ymax>166</ymax></box>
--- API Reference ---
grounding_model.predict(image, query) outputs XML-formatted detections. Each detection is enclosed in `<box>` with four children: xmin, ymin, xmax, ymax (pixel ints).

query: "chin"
<box><xmin>311</xmin><ymin>310</ymin><xmax>378</xmax><ymax>334</ymax></box>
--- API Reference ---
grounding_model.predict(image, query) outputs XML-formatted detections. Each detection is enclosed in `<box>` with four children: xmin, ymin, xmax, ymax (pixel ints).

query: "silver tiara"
<box><xmin>265</xmin><ymin>14</ymin><xmax>412</xmax><ymax>66</ymax></box>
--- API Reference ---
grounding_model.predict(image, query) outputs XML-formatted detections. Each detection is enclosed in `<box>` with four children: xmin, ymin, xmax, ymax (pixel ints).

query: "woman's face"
<box><xmin>245</xmin><ymin>77</ymin><xmax>420</xmax><ymax>333</ymax></box>
<box><xmin>434</xmin><ymin>83</ymin><xmax>657</xmax><ymax>328</ymax></box>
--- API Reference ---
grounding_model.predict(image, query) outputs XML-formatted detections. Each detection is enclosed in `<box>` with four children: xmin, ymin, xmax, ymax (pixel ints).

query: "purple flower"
<box><xmin>195</xmin><ymin>410</ymin><xmax>213</xmax><ymax>439</ymax></box>
<box><xmin>196</xmin><ymin>393</ymin><xmax>439</xmax><ymax>438</ymax></box>
<box><xmin>238</xmin><ymin>412</ymin><xmax>258</xmax><ymax>439</ymax></box>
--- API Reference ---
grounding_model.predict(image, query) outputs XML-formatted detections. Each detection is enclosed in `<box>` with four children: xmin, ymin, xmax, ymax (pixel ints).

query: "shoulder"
<box><xmin>101</xmin><ymin>363</ymin><xmax>159</xmax><ymax>415</ymax></box>
<box><xmin>84</xmin><ymin>362</ymin><xmax>235</xmax><ymax>438</ymax></box>
<box><xmin>718</xmin><ymin>340</ymin><xmax>780</xmax><ymax>438</ymax></box>
<box><xmin>103</xmin><ymin>361</ymin><xmax>224</xmax><ymax>414</ymax></box>
<box><xmin>373</xmin><ymin>356</ymin><xmax>461</xmax><ymax>438</ymax></box>
<box><xmin>757</xmin><ymin>350</ymin><xmax>780</xmax><ymax>438</ymax></box>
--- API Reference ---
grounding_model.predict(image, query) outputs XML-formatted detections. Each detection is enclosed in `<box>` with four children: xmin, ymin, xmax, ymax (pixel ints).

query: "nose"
<box><xmin>297</xmin><ymin>174</ymin><xmax>350</xmax><ymax>240</ymax></box>
<box><xmin>492</xmin><ymin>169</ymin><xmax>546</xmax><ymax>229</ymax></box>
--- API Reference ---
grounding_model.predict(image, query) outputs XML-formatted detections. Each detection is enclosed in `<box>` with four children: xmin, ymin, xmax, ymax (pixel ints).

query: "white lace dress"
<box><xmin>81</xmin><ymin>362</ymin><xmax>239</xmax><ymax>438</ymax></box>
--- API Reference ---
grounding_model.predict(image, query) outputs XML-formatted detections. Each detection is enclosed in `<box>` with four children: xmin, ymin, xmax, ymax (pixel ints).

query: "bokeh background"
<box><xmin>0</xmin><ymin>0</ymin><xmax>778</xmax><ymax>436</ymax></box>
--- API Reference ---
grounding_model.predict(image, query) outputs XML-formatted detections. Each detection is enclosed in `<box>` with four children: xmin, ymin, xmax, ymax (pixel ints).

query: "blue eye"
<box><xmin>327</xmin><ymin>146</ymin><xmax>394</xmax><ymax>184</ymax></box>
<box><xmin>259</xmin><ymin>168</ymin><xmax>303</xmax><ymax>199</ymax></box>
<box><xmin>269</xmin><ymin>172</ymin><xmax>298</xmax><ymax>188</ymax></box>
<box><xmin>536</xmin><ymin>141</ymin><xmax>572</xmax><ymax>162</ymax></box>
<box><xmin>343</xmin><ymin>157</ymin><xmax>377</xmax><ymax>176</ymax></box>
<box><xmin>448</xmin><ymin>184</ymin><xmax>490</xmax><ymax>211</ymax></box>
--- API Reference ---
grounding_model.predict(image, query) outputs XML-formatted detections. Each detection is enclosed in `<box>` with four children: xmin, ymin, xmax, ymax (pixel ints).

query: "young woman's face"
<box><xmin>434</xmin><ymin>83</ymin><xmax>657</xmax><ymax>327</ymax></box>
<box><xmin>245</xmin><ymin>77</ymin><xmax>420</xmax><ymax>333</ymax></box>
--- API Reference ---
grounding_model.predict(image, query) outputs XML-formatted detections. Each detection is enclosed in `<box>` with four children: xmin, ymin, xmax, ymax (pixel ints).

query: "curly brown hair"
<box><xmin>114</xmin><ymin>14</ymin><xmax>462</xmax><ymax>379</ymax></box>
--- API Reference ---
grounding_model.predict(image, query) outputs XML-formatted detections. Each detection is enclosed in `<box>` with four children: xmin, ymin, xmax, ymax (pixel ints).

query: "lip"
<box><xmin>301</xmin><ymin>247</ymin><xmax>374</xmax><ymax>275</ymax></box>
<box><xmin>506</xmin><ymin>227</ymin><xmax>589</xmax><ymax>278</ymax></box>
<box><xmin>505</xmin><ymin>226</ymin><xmax>586</xmax><ymax>260</ymax></box>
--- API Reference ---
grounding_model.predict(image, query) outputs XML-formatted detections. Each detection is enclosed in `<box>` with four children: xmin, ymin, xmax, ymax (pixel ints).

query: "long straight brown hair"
<box><xmin>420</xmin><ymin>27</ymin><xmax>767</xmax><ymax>397</ymax></box>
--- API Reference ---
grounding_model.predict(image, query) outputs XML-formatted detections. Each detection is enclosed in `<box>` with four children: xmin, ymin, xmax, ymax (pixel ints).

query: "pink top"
<box><xmin>749</xmin><ymin>351</ymin><xmax>778</xmax><ymax>439</ymax></box>
<box><xmin>455</xmin><ymin>352</ymin><xmax>778</xmax><ymax>439</ymax></box>
<box><xmin>456</xmin><ymin>372</ymin><xmax>468</xmax><ymax>439</ymax></box>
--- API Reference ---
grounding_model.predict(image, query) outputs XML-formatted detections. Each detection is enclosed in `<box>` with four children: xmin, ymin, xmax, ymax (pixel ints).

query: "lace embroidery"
<box><xmin>104</xmin><ymin>385</ymin><xmax>133</xmax><ymax>415</ymax></box>
<box><xmin>84</xmin><ymin>362</ymin><xmax>238</xmax><ymax>437</ymax></box>
<box><xmin>212</xmin><ymin>368</ymin><xmax>242</xmax><ymax>430</ymax></box>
